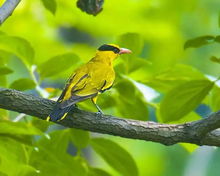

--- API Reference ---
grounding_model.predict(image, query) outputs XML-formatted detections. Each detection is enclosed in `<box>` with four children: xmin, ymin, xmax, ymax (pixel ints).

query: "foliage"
<box><xmin>0</xmin><ymin>0</ymin><xmax>220</xmax><ymax>175</ymax></box>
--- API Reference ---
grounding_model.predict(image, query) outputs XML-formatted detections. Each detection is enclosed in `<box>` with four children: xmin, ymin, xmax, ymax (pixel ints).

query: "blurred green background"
<box><xmin>0</xmin><ymin>0</ymin><xmax>220</xmax><ymax>175</ymax></box>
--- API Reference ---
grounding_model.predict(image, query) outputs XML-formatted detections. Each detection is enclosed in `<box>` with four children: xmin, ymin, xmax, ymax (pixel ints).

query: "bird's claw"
<box><xmin>96</xmin><ymin>111</ymin><xmax>103</xmax><ymax>117</ymax></box>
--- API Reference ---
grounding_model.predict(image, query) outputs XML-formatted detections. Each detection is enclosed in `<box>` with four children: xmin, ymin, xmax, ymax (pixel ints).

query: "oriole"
<box><xmin>46</xmin><ymin>44</ymin><xmax>131</xmax><ymax>122</ymax></box>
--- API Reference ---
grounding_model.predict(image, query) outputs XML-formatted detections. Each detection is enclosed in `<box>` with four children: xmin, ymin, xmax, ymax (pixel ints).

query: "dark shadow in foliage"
<box><xmin>77</xmin><ymin>0</ymin><xmax>104</xmax><ymax>16</ymax></box>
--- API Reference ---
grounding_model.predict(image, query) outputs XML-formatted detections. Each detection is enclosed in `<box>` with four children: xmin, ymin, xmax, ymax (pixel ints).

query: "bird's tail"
<box><xmin>46</xmin><ymin>104</ymin><xmax>73</xmax><ymax>122</ymax></box>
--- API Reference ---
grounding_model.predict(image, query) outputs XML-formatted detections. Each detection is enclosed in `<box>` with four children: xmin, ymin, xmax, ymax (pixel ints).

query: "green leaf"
<box><xmin>184</xmin><ymin>35</ymin><xmax>215</xmax><ymax>49</ymax></box>
<box><xmin>0</xmin><ymin>120</ymin><xmax>38</xmax><ymax>145</ymax></box>
<box><xmin>41</xmin><ymin>0</ymin><xmax>57</xmax><ymax>15</ymax></box>
<box><xmin>214</xmin><ymin>35</ymin><xmax>220</xmax><ymax>43</ymax></box>
<box><xmin>127</xmin><ymin>58</ymin><xmax>151</xmax><ymax>78</ymax></box>
<box><xmin>37</xmin><ymin>130</ymin><xmax>70</xmax><ymax>155</ymax></box>
<box><xmin>117</xmin><ymin>33</ymin><xmax>144</xmax><ymax>55</ymax></box>
<box><xmin>1</xmin><ymin>134</ymin><xmax>33</xmax><ymax>146</ymax></box>
<box><xmin>31</xmin><ymin>118</ymin><xmax>50</xmax><ymax>132</ymax></box>
<box><xmin>0</xmin><ymin>76</ymin><xmax>7</xmax><ymax>87</ymax></box>
<box><xmin>115</xmin><ymin>33</ymin><xmax>145</xmax><ymax>79</ymax></box>
<box><xmin>0</xmin><ymin>120</ymin><xmax>42</xmax><ymax>135</ymax></box>
<box><xmin>144</xmin><ymin>64</ymin><xmax>206</xmax><ymax>93</ymax></box>
<box><xmin>210</xmin><ymin>85</ymin><xmax>220</xmax><ymax>112</ymax></box>
<box><xmin>161</xmin><ymin>112</ymin><xmax>201</xmax><ymax>124</ymax></box>
<box><xmin>0</xmin><ymin>66</ymin><xmax>13</xmax><ymax>76</ymax></box>
<box><xmin>30</xmin><ymin>130</ymin><xmax>88</xmax><ymax>176</ymax></box>
<box><xmin>0</xmin><ymin>31</ymin><xmax>5</xmax><ymax>36</ymax></box>
<box><xmin>0</xmin><ymin>171</ymin><xmax>7</xmax><ymax>176</ymax></box>
<box><xmin>69</xmin><ymin>128</ymin><xmax>90</xmax><ymax>149</ymax></box>
<box><xmin>160</xmin><ymin>80</ymin><xmax>214</xmax><ymax>122</ymax></box>
<box><xmin>115</xmin><ymin>56</ymin><xmax>152</xmax><ymax>81</ymax></box>
<box><xmin>0</xmin><ymin>137</ymin><xmax>37</xmax><ymax>175</ymax></box>
<box><xmin>88</xmin><ymin>167</ymin><xmax>111</xmax><ymax>176</ymax></box>
<box><xmin>9</xmin><ymin>78</ymin><xmax>36</xmax><ymax>91</ymax></box>
<box><xmin>0</xmin><ymin>35</ymin><xmax>34</xmax><ymax>66</ymax></box>
<box><xmin>90</xmin><ymin>138</ymin><xmax>138</xmax><ymax>176</ymax></box>
<box><xmin>179</xmin><ymin>143</ymin><xmax>198</xmax><ymax>153</ymax></box>
<box><xmin>115</xmin><ymin>79</ymin><xmax>148</xmax><ymax>120</ymax></box>
<box><xmin>210</xmin><ymin>56</ymin><xmax>220</xmax><ymax>64</ymax></box>
<box><xmin>0</xmin><ymin>109</ymin><xmax>8</xmax><ymax>119</ymax></box>
<box><xmin>0</xmin><ymin>49</ymin><xmax>14</xmax><ymax>64</ymax></box>
<box><xmin>219</xmin><ymin>13</ymin><xmax>220</xmax><ymax>28</ymax></box>
<box><xmin>39</xmin><ymin>53</ymin><xmax>81</xmax><ymax>78</ymax></box>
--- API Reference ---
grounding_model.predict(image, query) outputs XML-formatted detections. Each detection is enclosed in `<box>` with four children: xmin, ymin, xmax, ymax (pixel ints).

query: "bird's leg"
<box><xmin>91</xmin><ymin>96</ymin><xmax>103</xmax><ymax>115</ymax></box>
<box><xmin>94</xmin><ymin>104</ymin><xmax>104</xmax><ymax>114</ymax></box>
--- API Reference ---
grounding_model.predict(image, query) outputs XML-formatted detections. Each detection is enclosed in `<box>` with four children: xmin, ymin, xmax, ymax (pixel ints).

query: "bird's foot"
<box><xmin>95</xmin><ymin>110</ymin><xmax>103</xmax><ymax>117</ymax></box>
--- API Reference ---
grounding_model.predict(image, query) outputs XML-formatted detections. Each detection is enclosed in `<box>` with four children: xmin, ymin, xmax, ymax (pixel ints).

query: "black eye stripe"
<box><xmin>98</xmin><ymin>44</ymin><xmax>120</xmax><ymax>54</ymax></box>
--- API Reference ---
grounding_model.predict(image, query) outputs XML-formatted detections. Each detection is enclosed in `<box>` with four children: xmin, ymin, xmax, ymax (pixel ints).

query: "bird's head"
<box><xmin>96</xmin><ymin>44</ymin><xmax>132</xmax><ymax>60</ymax></box>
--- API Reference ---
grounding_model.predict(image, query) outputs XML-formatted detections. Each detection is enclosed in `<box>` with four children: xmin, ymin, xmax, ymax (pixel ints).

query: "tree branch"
<box><xmin>1</xmin><ymin>88</ymin><xmax>220</xmax><ymax>147</ymax></box>
<box><xmin>0</xmin><ymin>0</ymin><xmax>21</xmax><ymax>24</ymax></box>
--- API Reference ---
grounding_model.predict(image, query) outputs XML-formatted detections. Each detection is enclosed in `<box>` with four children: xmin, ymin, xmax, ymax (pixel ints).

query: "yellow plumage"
<box><xmin>47</xmin><ymin>44</ymin><xmax>131</xmax><ymax>122</ymax></box>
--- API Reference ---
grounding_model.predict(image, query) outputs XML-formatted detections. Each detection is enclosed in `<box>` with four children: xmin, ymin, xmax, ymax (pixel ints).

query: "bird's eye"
<box><xmin>113</xmin><ymin>48</ymin><xmax>119</xmax><ymax>54</ymax></box>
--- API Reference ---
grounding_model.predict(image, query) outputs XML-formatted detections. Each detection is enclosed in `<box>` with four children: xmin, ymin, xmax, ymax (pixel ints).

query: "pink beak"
<box><xmin>119</xmin><ymin>48</ymin><xmax>132</xmax><ymax>54</ymax></box>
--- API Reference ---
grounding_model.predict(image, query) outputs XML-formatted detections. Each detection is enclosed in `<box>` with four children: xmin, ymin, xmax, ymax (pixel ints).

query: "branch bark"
<box><xmin>0</xmin><ymin>0</ymin><xmax>21</xmax><ymax>24</ymax></box>
<box><xmin>1</xmin><ymin>88</ymin><xmax>220</xmax><ymax>147</ymax></box>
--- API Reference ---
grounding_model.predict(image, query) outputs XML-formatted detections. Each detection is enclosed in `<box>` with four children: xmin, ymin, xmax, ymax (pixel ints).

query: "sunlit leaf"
<box><xmin>90</xmin><ymin>138</ymin><xmax>138</xmax><ymax>176</ymax></box>
<box><xmin>0</xmin><ymin>31</ymin><xmax>5</xmax><ymax>35</ymax></box>
<box><xmin>69</xmin><ymin>128</ymin><xmax>90</xmax><ymax>149</ymax></box>
<box><xmin>0</xmin><ymin>76</ymin><xmax>7</xmax><ymax>87</ymax></box>
<box><xmin>179</xmin><ymin>143</ymin><xmax>198</xmax><ymax>153</ymax></box>
<box><xmin>29</xmin><ymin>130</ymin><xmax>88</xmax><ymax>176</ymax></box>
<box><xmin>184</xmin><ymin>35</ymin><xmax>215</xmax><ymax>49</ymax></box>
<box><xmin>0</xmin><ymin>66</ymin><xmax>13</xmax><ymax>76</ymax></box>
<box><xmin>0</xmin><ymin>137</ymin><xmax>37</xmax><ymax>175</ymax></box>
<box><xmin>0</xmin><ymin>49</ymin><xmax>14</xmax><ymax>64</ymax></box>
<box><xmin>115</xmin><ymin>79</ymin><xmax>148</xmax><ymax>120</ymax></box>
<box><xmin>0</xmin><ymin>120</ymin><xmax>42</xmax><ymax>135</ymax></box>
<box><xmin>37</xmin><ymin>130</ymin><xmax>70</xmax><ymax>155</ymax></box>
<box><xmin>160</xmin><ymin>80</ymin><xmax>214</xmax><ymax>122</ymax></box>
<box><xmin>219</xmin><ymin>13</ymin><xmax>220</xmax><ymax>28</ymax></box>
<box><xmin>88</xmin><ymin>167</ymin><xmax>111</xmax><ymax>176</ymax></box>
<box><xmin>1</xmin><ymin>134</ymin><xmax>33</xmax><ymax>146</ymax></box>
<box><xmin>214</xmin><ymin>35</ymin><xmax>220</xmax><ymax>43</ymax></box>
<box><xmin>0</xmin><ymin>109</ymin><xmax>8</xmax><ymax>119</ymax></box>
<box><xmin>117</xmin><ymin>33</ymin><xmax>144</xmax><ymax>55</ymax></box>
<box><xmin>0</xmin><ymin>171</ymin><xmax>7</xmax><ymax>176</ymax></box>
<box><xmin>210</xmin><ymin>56</ymin><xmax>220</xmax><ymax>64</ymax></box>
<box><xmin>9</xmin><ymin>78</ymin><xmax>36</xmax><ymax>91</ymax></box>
<box><xmin>144</xmin><ymin>64</ymin><xmax>206</xmax><ymax>93</ymax></box>
<box><xmin>159</xmin><ymin>111</ymin><xmax>201</xmax><ymax>124</ymax></box>
<box><xmin>41</xmin><ymin>0</ymin><xmax>57</xmax><ymax>15</ymax></box>
<box><xmin>210</xmin><ymin>85</ymin><xmax>220</xmax><ymax>112</ymax></box>
<box><xmin>31</xmin><ymin>118</ymin><xmax>50</xmax><ymax>132</ymax></box>
<box><xmin>115</xmin><ymin>56</ymin><xmax>152</xmax><ymax>80</ymax></box>
<box><xmin>0</xmin><ymin>35</ymin><xmax>34</xmax><ymax>66</ymax></box>
<box><xmin>39</xmin><ymin>53</ymin><xmax>81</xmax><ymax>78</ymax></box>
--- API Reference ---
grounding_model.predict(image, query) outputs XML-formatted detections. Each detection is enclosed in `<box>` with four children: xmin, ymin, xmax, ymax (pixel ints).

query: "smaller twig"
<box><xmin>0</xmin><ymin>0</ymin><xmax>21</xmax><ymax>24</ymax></box>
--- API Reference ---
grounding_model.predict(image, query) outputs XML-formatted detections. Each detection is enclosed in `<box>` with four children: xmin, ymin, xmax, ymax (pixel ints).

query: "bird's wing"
<box><xmin>58</xmin><ymin>62</ymin><xmax>113</xmax><ymax>109</ymax></box>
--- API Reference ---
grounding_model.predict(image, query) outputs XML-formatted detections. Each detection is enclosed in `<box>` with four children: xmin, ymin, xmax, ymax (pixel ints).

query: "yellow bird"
<box><xmin>47</xmin><ymin>44</ymin><xmax>131</xmax><ymax>122</ymax></box>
